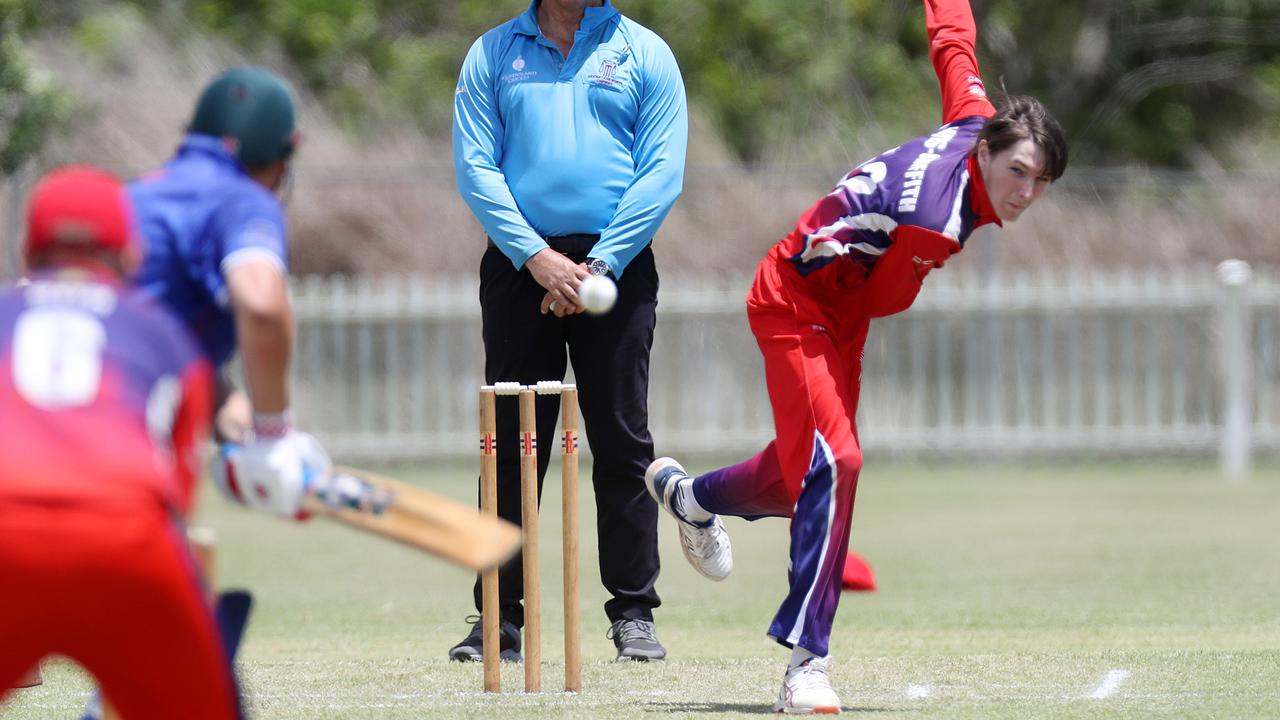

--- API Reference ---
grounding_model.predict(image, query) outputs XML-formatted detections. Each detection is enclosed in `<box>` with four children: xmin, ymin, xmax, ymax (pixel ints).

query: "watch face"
<box><xmin>589</xmin><ymin>259</ymin><xmax>610</xmax><ymax>276</ymax></box>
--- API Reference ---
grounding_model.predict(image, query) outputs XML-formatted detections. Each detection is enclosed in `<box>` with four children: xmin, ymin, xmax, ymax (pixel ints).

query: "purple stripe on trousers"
<box><xmin>767</xmin><ymin>432</ymin><xmax>853</xmax><ymax>656</ymax></box>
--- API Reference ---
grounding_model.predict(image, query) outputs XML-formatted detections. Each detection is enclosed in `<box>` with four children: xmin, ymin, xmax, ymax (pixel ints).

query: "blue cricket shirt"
<box><xmin>128</xmin><ymin>134</ymin><xmax>289</xmax><ymax>366</ymax></box>
<box><xmin>452</xmin><ymin>0</ymin><xmax>688</xmax><ymax>278</ymax></box>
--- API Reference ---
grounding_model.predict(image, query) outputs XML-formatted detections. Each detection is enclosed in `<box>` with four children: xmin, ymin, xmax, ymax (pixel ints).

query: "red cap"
<box><xmin>24</xmin><ymin>165</ymin><xmax>138</xmax><ymax>270</ymax></box>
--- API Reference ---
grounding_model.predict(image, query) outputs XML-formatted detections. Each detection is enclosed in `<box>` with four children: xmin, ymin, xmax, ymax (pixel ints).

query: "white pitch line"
<box><xmin>1090</xmin><ymin>669</ymin><xmax>1130</xmax><ymax>699</ymax></box>
<box><xmin>905</xmin><ymin>684</ymin><xmax>933</xmax><ymax>699</ymax></box>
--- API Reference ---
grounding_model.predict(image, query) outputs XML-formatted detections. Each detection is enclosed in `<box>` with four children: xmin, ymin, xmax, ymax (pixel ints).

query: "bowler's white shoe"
<box><xmin>644</xmin><ymin>457</ymin><xmax>733</xmax><ymax>581</ymax></box>
<box><xmin>773</xmin><ymin>656</ymin><xmax>841</xmax><ymax>715</ymax></box>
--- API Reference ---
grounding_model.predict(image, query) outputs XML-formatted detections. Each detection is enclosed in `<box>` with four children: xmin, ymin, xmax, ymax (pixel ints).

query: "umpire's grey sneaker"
<box><xmin>645</xmin><ymin>457</ymin><xmax>733</xmax><ymax>581</ymax></box>
<box><xmin>448</xmin><ymin>615</ymin><xmax>522</xmax><ymax>662</ymax></box>
<box><xmin>608</xmin><ymin>618</ymin><xmax>666</xmax><ymax>662</ymax></box>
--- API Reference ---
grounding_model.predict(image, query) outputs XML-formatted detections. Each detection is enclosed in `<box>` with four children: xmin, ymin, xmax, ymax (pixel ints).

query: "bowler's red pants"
<box><xmin>0</xmin><ymin>498</ymin><xmax>241</xmax><ymax>719</ymax></box>
<box><xmin>691</xmin><ymin>245</ymin><xmax>872</xmax><ymax>656</ymax></box>
<box><xmin>691</xmin><ymin>223</ymin><xmax>955</xmax><ymax>655</ymax></box>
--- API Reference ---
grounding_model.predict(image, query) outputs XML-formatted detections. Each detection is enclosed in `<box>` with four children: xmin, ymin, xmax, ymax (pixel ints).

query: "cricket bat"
<box><xmin>305</xmin><ymin>466</ymin><xmax>521</xmax><ymax>572</ymax></box>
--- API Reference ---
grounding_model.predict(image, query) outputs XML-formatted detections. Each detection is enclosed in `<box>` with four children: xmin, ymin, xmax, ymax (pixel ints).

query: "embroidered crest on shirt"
<box><xmin>501</xmin><ymin>55</ymin><xmax>536</xmax><ymax>84</ymax></box>
<box><xmin>587</xmin><ymin>48</ymin><xmax>629</xmax><ymax>90</ymax></box>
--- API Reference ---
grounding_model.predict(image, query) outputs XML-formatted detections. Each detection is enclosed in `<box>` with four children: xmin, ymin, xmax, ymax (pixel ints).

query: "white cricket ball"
<box><xmin>578</xmin><ymin>274</ymin><xmax>617</xmax><ymax>315</ymax></box>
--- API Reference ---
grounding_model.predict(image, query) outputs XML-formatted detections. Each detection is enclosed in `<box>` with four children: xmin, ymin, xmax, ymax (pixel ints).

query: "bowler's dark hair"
<box><xmin>973</xmin><ymin>95</ymin><xmax>1068</xmax><ymax>181</ymax></box>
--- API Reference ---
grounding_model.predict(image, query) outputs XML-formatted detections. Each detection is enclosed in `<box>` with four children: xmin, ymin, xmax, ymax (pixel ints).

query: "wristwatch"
<box><xmin>587</xmin><ymin>257</ymin><xmax>613</xmax><ymax>278</ymax></box>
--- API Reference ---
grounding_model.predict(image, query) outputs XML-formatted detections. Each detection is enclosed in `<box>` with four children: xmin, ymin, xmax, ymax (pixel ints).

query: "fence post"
<box><xmin>1216</xmin><ymin>259</ymin><xmax>1253</xmax><ymax>480</ymax></box>
<box><xmin>4</xmin><ymin>166</ymin><xmax>31</xmax><ymax>282</ymax></box>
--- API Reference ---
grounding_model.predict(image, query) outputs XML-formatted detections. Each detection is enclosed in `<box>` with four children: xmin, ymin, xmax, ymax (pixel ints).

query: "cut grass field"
<box><xmin>5</xmin><ymin>460</ymin><xmax>1280</xmax><ymax>719</ymax></box>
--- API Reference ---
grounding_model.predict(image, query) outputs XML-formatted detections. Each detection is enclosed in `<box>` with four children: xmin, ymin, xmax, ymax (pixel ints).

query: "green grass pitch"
<box><xmin>5</xmin><ymin>460</ymin><xmax>1280</xmax><ymax>718</ymax></box>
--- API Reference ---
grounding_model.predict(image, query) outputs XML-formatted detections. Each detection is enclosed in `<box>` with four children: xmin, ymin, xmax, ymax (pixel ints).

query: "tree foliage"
<box><xmin>976</xmin><ymin>0</ymin><xmax>1280</xmax><ymax>167</ymax></box>
<box><xmin>631</xmin><ymin>0</ymin><xmax>1280</xmax><ymax>166</ymax></box>
<box><xmin>0</xmin><ymin>0</ymin><xmax>68</xmax><ymax>173</ymax></box>
<box><xmin>8</xmin><ymin>1</ymin><xmax>1280</xmax><ymax>169</ymax></box>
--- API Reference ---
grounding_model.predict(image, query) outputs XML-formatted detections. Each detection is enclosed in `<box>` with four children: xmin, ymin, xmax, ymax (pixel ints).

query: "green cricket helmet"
<box><xmin>189</xmin><ymin>66</ymin><xmax>298</xmax><ymax>169</ymax></box>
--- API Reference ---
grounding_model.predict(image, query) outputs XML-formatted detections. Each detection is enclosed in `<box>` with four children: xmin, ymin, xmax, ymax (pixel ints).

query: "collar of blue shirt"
<box><xmin>177</xmin><ymin>134</ymin><xmax>244</xmax><ymax>170</ymax></box>
<box><xmin>514</xmin><ymin>0</ymin><xmax>619</xmax><ymax>37</ymax></box>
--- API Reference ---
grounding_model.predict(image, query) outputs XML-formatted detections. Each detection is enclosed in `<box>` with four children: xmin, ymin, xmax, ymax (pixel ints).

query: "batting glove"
<box><xmin>210</xmin><ymin>413</ymin><xmax>331</xmax><ymax>520</ymax></box>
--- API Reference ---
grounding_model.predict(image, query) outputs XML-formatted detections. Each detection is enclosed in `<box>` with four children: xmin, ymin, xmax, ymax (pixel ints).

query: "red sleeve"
<box><xmin>172</xmin><ymin>358</ymin><xmax>214</xmax><ymax>515</ymax></box>
<box><xmin>925</xmin><ymin>0</ymin><xmax>996</xmax><ymax>123</ymax></box>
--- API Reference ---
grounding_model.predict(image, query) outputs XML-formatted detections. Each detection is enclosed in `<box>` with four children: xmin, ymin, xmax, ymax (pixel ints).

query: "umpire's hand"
<box><xmin>527</xmin><ymin>248</ymin><xmax>589</xmax><ymax>316</ymax></box>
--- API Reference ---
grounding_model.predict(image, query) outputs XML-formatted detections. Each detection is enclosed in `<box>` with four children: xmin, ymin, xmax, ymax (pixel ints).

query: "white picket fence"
<box><xmin>288</xmin><ymin>266</ymin><xmax>1279</xmax><ymax>471</ymax></box>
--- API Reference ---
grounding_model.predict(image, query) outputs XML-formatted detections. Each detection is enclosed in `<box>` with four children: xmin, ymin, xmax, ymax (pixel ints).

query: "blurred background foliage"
<box><xmin>2</xmin><ymin>0</ymin><xmax>1279</xmax><ymax>276</ymax></box>
<box><xmin>4</xmin><ymin>0</ymin><xmax>1280</xmax><ymax>169</ymax></box>
<box><xmin>0</xmin><ymin>0</ymin><xmax>68</xmax><ymax>173</ymax></box>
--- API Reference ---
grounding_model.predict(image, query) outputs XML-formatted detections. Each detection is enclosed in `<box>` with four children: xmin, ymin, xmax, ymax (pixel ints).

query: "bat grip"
<box><xmin>311</xmin><ymin>472</ymin><xmax>395</xmax><ymax>515</ymax></box>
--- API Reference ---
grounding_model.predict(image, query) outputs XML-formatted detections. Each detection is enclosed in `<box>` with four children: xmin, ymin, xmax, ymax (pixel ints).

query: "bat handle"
<box><xmin>311</xmin><ymin>472</ymin><xmax>395</xmax><ymax>515</ymax></box>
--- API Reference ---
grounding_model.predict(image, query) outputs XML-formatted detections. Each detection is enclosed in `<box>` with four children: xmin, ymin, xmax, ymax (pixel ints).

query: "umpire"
<box><xmin>450</xmin><ymin>0</ymin><xmax>687</xmax><ymax>662</ymax></box>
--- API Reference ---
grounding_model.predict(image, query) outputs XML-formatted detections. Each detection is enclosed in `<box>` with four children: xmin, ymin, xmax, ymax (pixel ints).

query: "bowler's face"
<box><xmin>978</xmin><ymin>138</ymin><xmax>1052</xmax><ymax>223</ymax></box>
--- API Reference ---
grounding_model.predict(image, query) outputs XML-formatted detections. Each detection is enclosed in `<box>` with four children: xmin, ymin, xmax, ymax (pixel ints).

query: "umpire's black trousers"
<box><xmin>473</xmin><ymin>235</ymin><xmax>661</xmax><ymax>627</ymax></box>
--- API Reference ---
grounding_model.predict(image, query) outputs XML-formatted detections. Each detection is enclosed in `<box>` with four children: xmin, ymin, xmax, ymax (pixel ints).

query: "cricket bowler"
<box><xmin>644</xmin><ymin>0</ymin><xmax>1069</xmax><ymax>712</ymax></box>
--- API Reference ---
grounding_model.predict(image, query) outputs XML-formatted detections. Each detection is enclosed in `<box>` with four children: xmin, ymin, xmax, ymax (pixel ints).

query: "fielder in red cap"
<box><xmin>0</xmin><ymin>166</ymin><xmax>241</xmax><ymax>719</ymax></box>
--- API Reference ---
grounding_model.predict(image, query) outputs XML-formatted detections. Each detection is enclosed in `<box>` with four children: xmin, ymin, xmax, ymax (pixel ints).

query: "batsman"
<box><xmin>128</xmin><ymin>66</ymin><xmax>331</xmax><ymax>518</ymax></box>
<box><xmin>129</xmin><ymin>66</ymin><xmax>522</xmax><ymax>564</ymax></box>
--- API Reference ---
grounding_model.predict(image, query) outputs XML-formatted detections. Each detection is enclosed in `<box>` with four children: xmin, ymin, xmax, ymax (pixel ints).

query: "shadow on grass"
<box><xmin>644</xmin><ymin>702</ymin><xmax>896</xmax><ymax>715</ymax></box>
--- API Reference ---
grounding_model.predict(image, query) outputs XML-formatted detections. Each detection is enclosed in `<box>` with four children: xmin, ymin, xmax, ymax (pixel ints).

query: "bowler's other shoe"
<box><xmin>645</xmin><ymin>457</ymin><xmax>733</xmax><ymax>581</ymax></box>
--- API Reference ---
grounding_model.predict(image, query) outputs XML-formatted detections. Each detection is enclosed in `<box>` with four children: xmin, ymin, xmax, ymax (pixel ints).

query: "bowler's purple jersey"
<box><xmin>774</xmin><ymin>0</ymin><xmax>1003</xmax><ymax>318</ymax></box>
<box><xmin>786</xmin><ymin>116</ymin><xmax>996</xmax><ymax>279</ymax></box>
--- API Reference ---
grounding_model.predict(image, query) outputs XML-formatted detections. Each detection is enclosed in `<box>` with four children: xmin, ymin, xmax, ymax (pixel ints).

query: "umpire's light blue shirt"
<box><xmin>453</xmin><ymin>0</ymin><xmax>687</xmax><ymax>278</ymax></box>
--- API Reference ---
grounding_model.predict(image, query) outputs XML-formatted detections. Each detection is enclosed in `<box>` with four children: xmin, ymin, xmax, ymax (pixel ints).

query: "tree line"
<box><xmin>5</xmin><ymin>0</ymin><xmax>1280</xmax><ymax>171</ymax></box>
